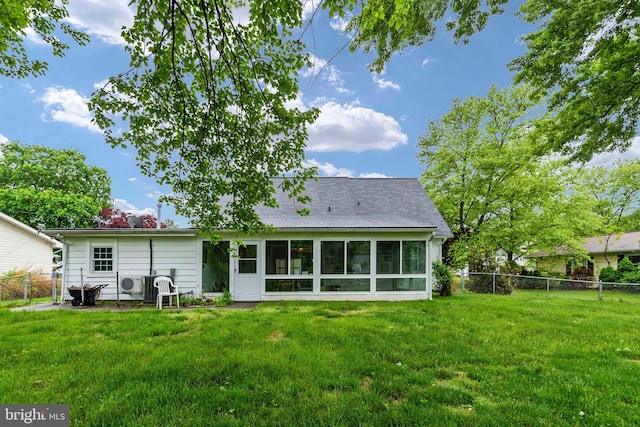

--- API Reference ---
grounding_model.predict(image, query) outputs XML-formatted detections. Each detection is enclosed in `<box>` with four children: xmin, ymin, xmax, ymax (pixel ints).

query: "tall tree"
<box><xmin>0</xmin><ymin>141</ymin><xmax>111</xmax><ymax>229</ymax></box>
<box><xmin>576</xmin><ymin>159</ymin><xmax>640</xmax><ymax>264</ymax></box>
<box><xmin>418</xmin><ymin>85</ymin><xmax>595</xmax><ymax>267</ymax></box>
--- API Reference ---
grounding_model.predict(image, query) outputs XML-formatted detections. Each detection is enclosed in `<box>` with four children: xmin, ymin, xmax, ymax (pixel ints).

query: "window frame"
<box><xmin>264</xmin><ymin>239</ymin><xmax>314</xmax><ymax>293</ymax></box>
<box><xmin>321</xmin><ymin>240</ymin><xmax>372</xmax><ymax>276</ymax></box>
<box><xmin>88</xmin><ymin>241</ymin><xmax>117</xmax><ymax>275</ymax></box>
<box><xmin>238</xmin><ymin>243</ymin><xmax>258</xmax><ymax>275</ymax></box>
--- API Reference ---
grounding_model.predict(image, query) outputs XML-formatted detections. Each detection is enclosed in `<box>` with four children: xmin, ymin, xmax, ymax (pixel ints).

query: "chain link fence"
<box><xmin>461</xmin><ymin>271</ymin><xmax>640</xmax><ymax>300</ymax></box>
<box><xmin>0</xmin><ymin>272</ymin><xmax>63</xmax><ymax>306</ymax></box>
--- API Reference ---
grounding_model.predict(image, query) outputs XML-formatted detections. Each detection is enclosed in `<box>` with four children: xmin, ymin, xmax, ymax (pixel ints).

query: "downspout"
<box><xmin>61</xmin><ymin>242</ymin><xmax>69</xmax><ymax>304</ymax></box>
<box><xmin>149</xmin><ymin>239</ymin><xmax>153</xmax><ymax>276</ymax></box>
<box><xmin>427</xmin><ymin>233</ymin><xmax>434</xmax><ymax>301</ymax></box>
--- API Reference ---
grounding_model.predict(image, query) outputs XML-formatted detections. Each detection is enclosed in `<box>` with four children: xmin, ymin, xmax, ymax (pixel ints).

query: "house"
<box><xmin>527</xmin><ymin>231</ymin><xmax>640</xmax><ymax>277</ymax></box>
<box><xmin>0</xmin><ymin>212</ymin><xmax>63</xmax><ymax>276</ymax></box>
<box><xmin>45</xmin><ymin>178</ymin><xmax>452</xmax><ymax>302</ymax></box>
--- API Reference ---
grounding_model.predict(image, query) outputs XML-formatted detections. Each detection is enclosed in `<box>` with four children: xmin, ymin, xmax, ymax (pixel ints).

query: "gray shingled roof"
<box><xmin>256</xmin><ymin>177</ymin><xmax>452</xmax><ymax>237</ymax></box>
<box><xmin>527</xmin><ymin>231</ymin><xmax>640</xmax><ymax>258</ymax></box>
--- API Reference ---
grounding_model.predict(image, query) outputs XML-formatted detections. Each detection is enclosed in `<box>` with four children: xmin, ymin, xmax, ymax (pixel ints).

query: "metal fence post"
<box><xmin>23</xmin><ymin>273</ymin><xmax>29</xmax><ymax>306</ymax></box>
<box><xmin>492</xmin><ymin>273</ymin><xmax>496</xmax><ymax>294</ymax></box>
<box><xmin>546</xmin><ymin>278</ymin><xmax>550</xmax><ymax>297</ymax></box>
<box><xmin>461</xmin><ymin>274</ymin><xmax>465</xmax><ymax>294</ymax></box>
<box><xmin>52</xmin><ymin>272</ymin><xmax>57</xmax><ymax>304</ymax></box>
<box><xmin>599</xmin><ymin>281</ymin><xmax>603</xmax><ymax>301</ymax></box>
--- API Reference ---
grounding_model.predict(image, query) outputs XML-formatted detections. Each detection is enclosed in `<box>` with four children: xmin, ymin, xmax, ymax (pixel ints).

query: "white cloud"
<box><xmin>23</xmin><ymin>28</ymin><xmax>47</xmax><ymax>45</ymax></box>
<box><xmin>128</xmin><ymin>177</ymin><xmax>137</xmax><ymax>182</ymax></box>
<box><xmin>304</xmin><ymin>159</ymin><xmax>391</xmax><ymax>178</ymax></box>
<box><xmin>112</xmin><ymin>198</ymin><xmax>156</xmax><ymax>217</ymax></box>
<box><xmin>359</xmin><ymin>172</ymin><xmax>390</xmax><ymax>178</ymax></box>
<box><xmin>301</xmin><ymin>54</ymin><xmax>349</xmax><ymax>93</ymax></box>
<box><xmin>146</xmin><ymin>190</ymin><xmax>162</xmax><ymax>199</ymax></box>
<box><xmin>38</xmin><ymin>86</ymin><xmax>101</xmax><ymax>133</ymax></box>
<box><xmin>304</xmin><ymin>159</ymin><xmax>354</xmax><ymax>177</ymax></box>
<box><xmin>307</xmin><ymin>102</ymin><xmax>408</xmax><ymax>152</ymax></box>
<box><xmin>586</xmin><ymin>136</ymin><xmax>640</xmax><ymax>168</ymax></box>
<box><xmin>301</xmin><ymin>0</ymin><xmax>319</xmax><ymax>20</ymax></box>
<box><xmin>65</xmin><ymin>0</ymin><xmax>134</xmax><ymax>45</ymax></box>
<box><xmin>373</xmin><ymin>74</ymin><xmax>401</xmax><ymax>90</ymax></box>
<box><xmin>421</xmin><ymin>56</ymin><xmax>440</xmax><ymax>68</ymax></box>
<box><xmin>330</xmin><ymin>15</ymin><xmax>350</xmax><ymax>32</ymax></box>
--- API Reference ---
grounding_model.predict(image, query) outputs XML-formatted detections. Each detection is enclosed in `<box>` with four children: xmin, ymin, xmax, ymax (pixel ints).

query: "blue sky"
<box><xmin>1</xmin><ymin>1</ymin><xmax>636</xmax><ymax>227</ymax></box>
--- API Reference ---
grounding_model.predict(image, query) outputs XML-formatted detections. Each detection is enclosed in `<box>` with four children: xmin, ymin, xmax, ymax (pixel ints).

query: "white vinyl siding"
<box><xmin>62</xmin><ymin>235</ymin><xmax>198</xmax><ymax>301</ymax></box>
<box><xmin>0</xmin><ymin>217</ymin><xmax>57</xmax><ymax>275</ymax></box>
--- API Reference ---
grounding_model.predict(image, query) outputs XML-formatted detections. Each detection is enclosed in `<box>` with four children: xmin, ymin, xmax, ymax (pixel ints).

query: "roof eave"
<box><xmin>44</xmin><ymin>228</ymin><xmax>199</xmax><ymax>238</ymax></box>
<box><xmin>269</xmin><ymin>226</ymin><xmax>441</xmax><ymax>233</ymax></box>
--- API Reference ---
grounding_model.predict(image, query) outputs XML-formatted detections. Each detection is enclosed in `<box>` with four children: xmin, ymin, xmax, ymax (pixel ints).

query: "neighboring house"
<box><xmin>527</xmin><ymin>231</ymin><xmax>640</xmax><ymax>277</ymax></box>
<box><xmin>46</xmin><ymin>178</ymin><xmax>452</xmax><ymax>302</ymax></box>
<box><xmin>0</xmin><ymin>212</ymin><xmax>63</xmax><ymax>276</ymax></box>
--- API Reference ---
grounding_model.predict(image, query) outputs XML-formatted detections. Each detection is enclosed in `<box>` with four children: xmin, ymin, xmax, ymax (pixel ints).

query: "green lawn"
<box><xmin>1</xmin><ymin>293</ymin><xmax>639</xmax><ymax>426</ymax></box>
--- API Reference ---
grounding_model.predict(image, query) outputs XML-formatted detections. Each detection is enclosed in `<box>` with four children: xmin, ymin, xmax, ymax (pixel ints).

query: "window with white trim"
<box><xmin>91</xmin><ymin>246</ymin><xmax>113</xmax><ymax>272</ymax></box>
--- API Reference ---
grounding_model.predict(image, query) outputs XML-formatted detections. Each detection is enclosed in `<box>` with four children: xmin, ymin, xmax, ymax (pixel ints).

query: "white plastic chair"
<box><xmin>153</xmin><ymin>276</ymin><xmax>179</xmax><ymax>309</ymax></box>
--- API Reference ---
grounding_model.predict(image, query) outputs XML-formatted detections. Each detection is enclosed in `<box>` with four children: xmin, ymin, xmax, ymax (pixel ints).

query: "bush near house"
<box><xmin>599</xmin><ymin>266</ymin><xmax>617</xmax><ymax>283</ymax></box>
<box><xmin>600</xmin><ymin>257</ymin><xmax>640</xmax><ymax>287</ymax></box>
<box><xmin>432</xmin><ymin>261</ymin><xmax>452</xmax><ymax>296</ymax></box>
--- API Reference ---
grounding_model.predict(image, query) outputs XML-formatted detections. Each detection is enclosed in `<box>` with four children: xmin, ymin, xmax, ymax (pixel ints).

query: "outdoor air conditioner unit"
<box><xmin>119</xmin><ymin>276</ymin><xmax>142</xmax><ymax>294</ymax></box>
<box><xmin>143</xmin><ymin>275</ymin><xmax>158</xmax><ymax>303</ymax></box>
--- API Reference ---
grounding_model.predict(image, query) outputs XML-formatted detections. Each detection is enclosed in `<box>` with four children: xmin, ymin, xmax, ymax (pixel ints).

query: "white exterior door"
<box><xmin>233</xmin><ymin>242</ymin><xmax>261</xmax><ymax>301</ymax></box>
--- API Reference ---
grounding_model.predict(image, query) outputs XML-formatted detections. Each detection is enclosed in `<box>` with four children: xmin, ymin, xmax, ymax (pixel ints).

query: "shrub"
<box><xmin>617</xmin><ymin>257</ymin><xmax>636</xmax><ymax>274</ymax></box>
<box><xmin>432</xmin><ymin>261</ymin><xmax>452</xmax><ymax>296</ymax></box>
<box><xmin>467</xmin><ymin>273</ymin><xmax>513</xmax><ymax>295</ymax></box>
<box><xmin>214</xmin><ymin>290</ymin><xmax>233</xmax><ymax>306</ymax></box>
<box><xmin>614</xmin><ymin>257</ymin><xmax>639</xmax><ymax>283</ymax></box>
<box><xmin>599</xmin><ymin>266</ymin><xmax>617</xmax><ymax>283</ymax></box>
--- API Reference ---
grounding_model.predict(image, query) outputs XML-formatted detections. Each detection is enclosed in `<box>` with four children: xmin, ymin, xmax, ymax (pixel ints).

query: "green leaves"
<box><xmin>0</xmin><ymin>0</ymin><xmax>89</xmax><ymax>78</ymax></box>
<box><xmin>511</xmin><ymin>0</ymin><xmax>640</xmax><ymax>160</ymax></box>
<box><xmin>576</xmin><ymin>159</ymin><xmax>640</xmax><ymax>237</ymax></box>
<box><xmin>332</xmin><ymin>0</ymin><xmax>507</xmax><ymax>72</ymax></box>
<box><xmin>419</xmin><ymin>85</ymin><xmax>594</xmax><ymax>266</ymax></box>
<box><xmin>0</xmin><ymin>142</ymin><xmax>110</xmax><ymax>229</ymax></box>
<box><xmin>91</xmin><ymin>0</ymin><xmax>317</xmax><ymax>234</ymax></box>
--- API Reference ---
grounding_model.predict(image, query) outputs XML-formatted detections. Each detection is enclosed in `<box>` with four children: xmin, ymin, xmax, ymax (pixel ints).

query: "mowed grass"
<box><xmin>1</xmin><ymin>293</ymin><xmax>640</xmax><ymax>426</ymax></box>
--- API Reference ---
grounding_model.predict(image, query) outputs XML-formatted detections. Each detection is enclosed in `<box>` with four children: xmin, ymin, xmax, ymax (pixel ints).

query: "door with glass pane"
<box><xmin>201</xmin><ymin>241</ymin><xmax>230</xmax><ymax>293</ymax></box>
<box><xmin>233</xmin><ymin>242</ymin><xmax>261</xmax><ymax>301</ymax></box>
